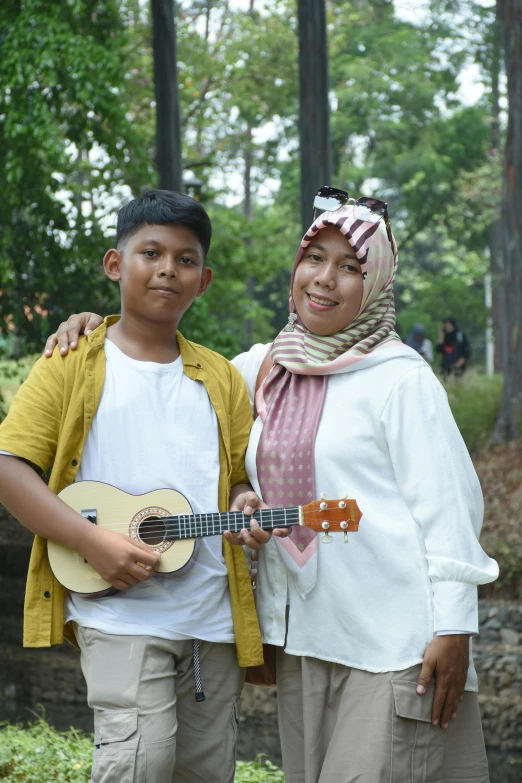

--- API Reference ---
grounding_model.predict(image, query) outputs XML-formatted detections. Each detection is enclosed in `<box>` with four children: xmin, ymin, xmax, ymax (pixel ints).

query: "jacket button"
<box><xmin>44</xmin><ymin>591</ymin><xmax>51</xmax><ymax>599</ymax></box>
<box><xmin>71</xmin><ymin>459</ymin><xmax>78</xmax><ymax>466</ymax></box>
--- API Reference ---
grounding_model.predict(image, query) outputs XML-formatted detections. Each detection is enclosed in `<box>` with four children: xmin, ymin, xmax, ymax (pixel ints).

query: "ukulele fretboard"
<box><xmin>163</xmin><ymin>506</ymin><xmax>301</xmax><ymax>541</ymax></box>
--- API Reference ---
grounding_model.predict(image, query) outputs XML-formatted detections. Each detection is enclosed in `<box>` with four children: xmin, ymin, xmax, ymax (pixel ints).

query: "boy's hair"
<box><xmin>116</xmin><ymin>190</ymin><xmax>212</xmax><ymax>257</ymax></box>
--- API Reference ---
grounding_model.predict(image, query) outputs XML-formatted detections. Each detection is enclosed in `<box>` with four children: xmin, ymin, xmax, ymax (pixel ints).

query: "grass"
<box><xmin>0</xmin><ymin>719</ymin><xmax>284</xmax><ymax>782</ymax></box>
<box><xmin>442</xmin><ymin>369</ymin><xmax>503</xmax><ymax>455</ymax></box>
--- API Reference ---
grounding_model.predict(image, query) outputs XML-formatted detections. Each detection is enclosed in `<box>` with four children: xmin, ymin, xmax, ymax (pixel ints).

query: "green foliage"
<box><xmin>0</xmin><ymin>0</ymin><xmax>151</xmax><ymax>356</ymax></box>
<box><xmin>236</xmin><ymin>757</ymin><xmax>285</xmax><ymax>783</ymax></box>
<box><xmin>0</xmin><ymin>719</ymin><xmax>92</xmax><ymax>782</ymax></box>
<box><xmin>0</xmin><ymin>355</ymin><xmax>36</xmax><ymax>422</ymax></box>
<box><xmin>395</xmin><ymin>223</ymin><xmax>489</xmax><ymax>359</ymax></box>
<box><xmin>0</xmin><ymin>719</ymin><xmax>283</xmax><ymax>783</ymax></box>
<box><xmin>444</xmin><ymin>370</ymin><xmax>503</xmax><ymax>455</ymax></box>
<box><xmin>0</xmin><ymin>0</ymin><xmax>505</xmax><ymax>376</ymax></box>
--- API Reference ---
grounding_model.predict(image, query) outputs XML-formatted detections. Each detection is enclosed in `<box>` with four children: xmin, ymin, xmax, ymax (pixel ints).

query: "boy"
<box><xmin>0</xmin><ymin>190</ymin><xmax>265</xmax><ymax>783</ymax></box>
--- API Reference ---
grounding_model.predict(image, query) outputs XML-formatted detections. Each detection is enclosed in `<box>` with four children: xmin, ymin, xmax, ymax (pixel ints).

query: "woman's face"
<box><xmin>292</xmin><ymin>226</ymin><xmax>364</xmax><ymax>336</ymax></box>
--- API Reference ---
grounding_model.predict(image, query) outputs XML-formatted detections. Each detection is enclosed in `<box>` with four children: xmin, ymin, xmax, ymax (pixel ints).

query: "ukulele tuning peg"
<box><xmin>340</xmin><ymin>520</ymin><xmax>349</xmax><ymax>544</ymax></box>
<box><xmin>320</xmin><ymin>492</ymin><xmax>326</xmax><ymax>499</ymax></box>
<box><xmin>321</xmin><ymin>520</ymin><xmax>333</xmax><ymax>544</ymax></box>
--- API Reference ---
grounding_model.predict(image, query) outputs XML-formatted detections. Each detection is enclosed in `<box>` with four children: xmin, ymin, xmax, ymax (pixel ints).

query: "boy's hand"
<box><xmin>44</xmin><ymin>312</ymin><xmax>104</xmax><ymax>357</ymax></box>
<box><xmin>224</xmin><ymin>486</ymin><xmax>290</xmax><ymax>551</ymax></box>
<box><xmin>77</xmin><ymin>525</ymin><xmax>160</xmax><ymax>591</ymax></box>
<box><xmin>416</xmin><ymin>634</ymin><xmax>470</xmax><ymax>729</ymax></box>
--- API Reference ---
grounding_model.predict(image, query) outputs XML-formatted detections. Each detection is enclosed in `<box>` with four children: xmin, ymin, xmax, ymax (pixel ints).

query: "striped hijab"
<box><xmin>255</xmin><ymin>207</ymin><xmax>403</xmax><ymax>597</ymax></box>
<box><xmin>272</xmin><ymin>207</ymin><xmax>401</xmax><ymax>374</ymax></box>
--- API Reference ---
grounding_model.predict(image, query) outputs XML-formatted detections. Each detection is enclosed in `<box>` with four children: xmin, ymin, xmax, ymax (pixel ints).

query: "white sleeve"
<box><xmin>231</xmin><ymin>343</ymin><xmax>271</xmax><ymax>412</ymax></box>
<box><xmin>381</xmin><ymin>365</ymin><xmax>498</xmax><ymax>635</ymax></box>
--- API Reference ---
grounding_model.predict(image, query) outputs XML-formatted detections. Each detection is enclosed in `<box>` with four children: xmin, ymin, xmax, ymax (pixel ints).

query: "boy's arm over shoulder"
<box><xmin>0</xmin><ymin>348</ymin><xmax>66</xmax><ymax>473</ymax></box>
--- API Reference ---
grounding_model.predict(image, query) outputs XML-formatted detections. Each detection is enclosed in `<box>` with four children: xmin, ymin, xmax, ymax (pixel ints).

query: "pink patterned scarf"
<box><xmin>256</xmin><ymin>207</ymin><xmax>402</xmax><ymax>597</ymax></box>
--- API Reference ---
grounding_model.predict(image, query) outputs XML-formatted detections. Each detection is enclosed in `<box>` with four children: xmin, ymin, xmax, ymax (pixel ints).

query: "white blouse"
<box><xmin>232</xmin><ymin>344</ymin><xmax>499</xmax><ymax>690</ymax></box>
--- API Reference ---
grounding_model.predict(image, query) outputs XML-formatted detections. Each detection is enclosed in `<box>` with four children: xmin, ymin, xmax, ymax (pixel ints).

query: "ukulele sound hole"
<box><xmin>138</xmin><ymin>516</ymin><xmax>167</xmax><ymax>546</ymax></box>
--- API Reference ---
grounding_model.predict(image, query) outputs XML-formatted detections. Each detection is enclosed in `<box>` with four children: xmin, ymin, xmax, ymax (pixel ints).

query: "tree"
<box><xmin>297</xmin><ymin>0</ymin><xmax>331</xmax><ymax>233</ymax></box>
<box><xmin>151</xmin><ymin>0</ymin><xmax>183</xmax><ymax>191</ymax></box>
<box><xmin>0</xmin><ymin>0</ymin><xmax>150</xmax><ymax>356</ymax></box>
<box><xmin>495</xmin><ymin>0</ymin><xmax>522</xmax><ymax>440</ymax></box>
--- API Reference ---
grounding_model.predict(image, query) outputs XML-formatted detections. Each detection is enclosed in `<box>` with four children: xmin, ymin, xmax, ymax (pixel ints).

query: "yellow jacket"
<box><xmin>0</xmin><ymin>316</ymin><xmax>263</xmax><ymax>667</ymax></box>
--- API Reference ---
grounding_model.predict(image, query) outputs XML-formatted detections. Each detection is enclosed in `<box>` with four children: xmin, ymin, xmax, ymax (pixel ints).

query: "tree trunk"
<box><xmin>151</xmin><ymin>0</ymin><xmax>183</xmax><ymax>192</ymax></box>
<box><xmin>489</xmin><ymin>1</ymin><xmax>505</xmax><ymax>373</ymax></box>
<box><xmin>495</xmin><ymin>0</ymin><xmax>522</xmax><ymax>440</ymax></box>
<box><xmin>297</xmin><ymin>0</ymin><xmax>332</xmax><ymax>234</ymax></box>
<box><xmin>243</xmin><ymin>0</ymin><xmax>255</xmax><ymax>349</ymax></box>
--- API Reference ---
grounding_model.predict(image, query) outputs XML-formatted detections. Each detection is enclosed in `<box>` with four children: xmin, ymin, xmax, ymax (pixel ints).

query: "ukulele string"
<box><xmin>71</xmin><ymin>507</ymin><xmax>357</xmax><ymax>536</ymax></box>
<box><xmin>78</xmin><ymin>510</ymin><xmax>303</xmax><ymax>535</ymax></box>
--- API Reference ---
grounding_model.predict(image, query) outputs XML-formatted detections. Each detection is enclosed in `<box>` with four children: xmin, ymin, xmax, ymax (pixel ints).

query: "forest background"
<box><xmin>0</xmin><ymin>0</ymin><xmax>505</xmax><ymax>366</ymax></box>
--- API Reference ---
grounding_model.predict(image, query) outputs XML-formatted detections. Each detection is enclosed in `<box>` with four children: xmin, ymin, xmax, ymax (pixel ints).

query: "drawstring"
<box><xmin>193</xmin><ymin>639</ymin><xmax>205</xmax><ymax>702</ymax></box>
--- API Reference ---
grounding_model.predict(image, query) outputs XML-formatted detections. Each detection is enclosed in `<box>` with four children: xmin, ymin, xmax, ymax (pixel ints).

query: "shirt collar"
<box><xmin>87</xmin><ymin>315</ymin><xmax>204</xmax><ymax>371</ymax></box>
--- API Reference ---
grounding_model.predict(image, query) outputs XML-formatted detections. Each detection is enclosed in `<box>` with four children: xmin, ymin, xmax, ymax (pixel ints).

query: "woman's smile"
<box><xmin>306</xmin><ymin>293</ymin><xmax>339</xmax><ymax>310</ymax></box>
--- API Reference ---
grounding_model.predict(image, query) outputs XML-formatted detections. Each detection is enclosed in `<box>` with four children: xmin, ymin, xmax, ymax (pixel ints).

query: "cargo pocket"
<box><xmin>92</xmin><ymin>708</ymin><xmax>141</xmax><ymax>783</ymax></box>
<box><xmin>390</xmin><ymin>681</ymin><xmax>444</xmax><ymax>783</ymax></box>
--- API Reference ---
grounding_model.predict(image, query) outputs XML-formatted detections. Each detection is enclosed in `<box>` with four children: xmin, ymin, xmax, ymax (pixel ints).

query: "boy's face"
<box><xmin>104</xmin><ymin>223</ymin><xmax>212</xmax><ymax>324</ymax></box>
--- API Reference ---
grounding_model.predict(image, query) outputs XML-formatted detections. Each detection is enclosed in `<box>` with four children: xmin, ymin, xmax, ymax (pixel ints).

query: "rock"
<box><xmin>500</xmin><ymin>628</ymin><xmax>520</xmax><ymax>646</ymax></box>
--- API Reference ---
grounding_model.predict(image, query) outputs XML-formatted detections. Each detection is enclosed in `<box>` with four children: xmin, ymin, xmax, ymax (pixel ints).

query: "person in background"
<box><xmin>406</xmin><ymin>323</ymin><xmax>433</xmax><ymax>363</ymax></box>
<box><xmin>436</xmin><ymin>318</ymin><xmax>471</xmax><ymax>377</ymax></box>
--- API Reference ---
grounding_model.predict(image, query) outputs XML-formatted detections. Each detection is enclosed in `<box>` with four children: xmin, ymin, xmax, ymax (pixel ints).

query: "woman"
<box><xmin>45</xmin><ymin>190</ymin><xmax>497</xmax><ymax>782</ymax></box>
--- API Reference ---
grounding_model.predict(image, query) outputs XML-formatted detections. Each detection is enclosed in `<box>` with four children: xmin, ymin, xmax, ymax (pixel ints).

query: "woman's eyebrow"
<box><xmin>308</xmin><ymin>242</ymin><xmax>358</xmax><ymax>259</ymax></box>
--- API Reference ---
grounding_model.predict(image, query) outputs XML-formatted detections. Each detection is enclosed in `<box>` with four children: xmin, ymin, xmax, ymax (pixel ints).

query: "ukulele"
<box><xmin>47</xmin><ymin>481</ymin><xmax>362</xmax><ymax>597</ymax></box>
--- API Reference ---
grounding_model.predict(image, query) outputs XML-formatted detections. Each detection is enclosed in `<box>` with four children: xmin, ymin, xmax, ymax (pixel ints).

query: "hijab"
<box><xmin>255</xmin><ymin>206</ymin><xmax>422</xmax><ymax>597</ymax></box>
<box><xmin>406</xmin><ymin>324</ymin><xmax>426</xmax><ymax>353</ymax></box>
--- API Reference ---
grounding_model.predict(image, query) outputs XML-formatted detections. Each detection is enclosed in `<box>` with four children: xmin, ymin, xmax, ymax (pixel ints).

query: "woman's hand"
<box><xmin>224</xmin><ymin>485</ymin><xmax>290</xmax><ymax>551</ymax></box>
<box><xmin>416</xmin><ymin>634</ymin><xmax>470</xmax><ymax>729</ymax></box>
<box><xmin>44</xmin><ymin>312</ymin><xmax>104</xmax><ymax>357</ymax></box>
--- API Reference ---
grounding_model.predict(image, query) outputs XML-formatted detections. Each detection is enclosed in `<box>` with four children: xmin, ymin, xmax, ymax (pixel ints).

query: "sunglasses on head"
<box><xmin>313</xmin><ymin>186</ymin><xmax>394</xmax><ymax>247</ymax></box>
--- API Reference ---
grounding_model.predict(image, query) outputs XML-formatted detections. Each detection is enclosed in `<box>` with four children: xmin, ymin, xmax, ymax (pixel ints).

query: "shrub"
<box><xmin>444</xmin><ymin>369</ymin><xmax>503</xmax><ymax>456</ymax></box>
<box><xmin>0</xmin><ymin>719</ymin><xmax>91</xmax><ymax>782</ymax></box>
<box><xmin>0</xmin><ymin>719</ymin><xmax>284</xmax><ymax>782</ymax></box>
<box><xmin>0</xmin><ymin>356</ymin><xmax>36</xmax><ymax>422</ymax></box>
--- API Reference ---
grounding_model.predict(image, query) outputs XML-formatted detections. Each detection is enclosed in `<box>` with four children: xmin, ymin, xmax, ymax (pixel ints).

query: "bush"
<box><xmin>443</xmin><ymin>370</ymin><xmax>503</xmax><ymax>455</ymax></box>
<box><xmin>0</xmin><ymin>719</ymin><xmax>284</xmax><ymax>782</ymax></box>
<box><xmin>0</xmin><ymin>719</ymin><xmax>91</xmax><ymax>782</ymax></box>
<box><xmin>0</xmin><ymin>356</ymin><xmax>36</xmax><ymax>422</ymax></box>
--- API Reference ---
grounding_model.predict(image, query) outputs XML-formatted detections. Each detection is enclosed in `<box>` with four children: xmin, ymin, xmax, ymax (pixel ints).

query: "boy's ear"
<box><xmin>103</xmin><ymin>249</ymin><xmax>122</xmax><ymax>281</ymax></box>
<box><xmin>196</xmin><ymin>266</ymin><xmax>213</xmax><ymax>298</ymax></box>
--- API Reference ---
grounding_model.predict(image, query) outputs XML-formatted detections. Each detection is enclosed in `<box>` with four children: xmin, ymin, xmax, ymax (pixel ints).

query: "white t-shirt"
<box><xmin>232</xmin><ymin>344</ymin><xmax>499</xmax><ymax>690</ymax></box>
<box><xmin>64</xmin><ymin>338</ymin><xmax>234</xmax><ymax>642</ymax></box>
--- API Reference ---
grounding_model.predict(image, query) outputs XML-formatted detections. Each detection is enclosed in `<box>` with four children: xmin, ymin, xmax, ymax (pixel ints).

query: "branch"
<box><xmin>182</xmin><ymin>158</ymin><xmax>214</xmax><ymax>170</ymax></box>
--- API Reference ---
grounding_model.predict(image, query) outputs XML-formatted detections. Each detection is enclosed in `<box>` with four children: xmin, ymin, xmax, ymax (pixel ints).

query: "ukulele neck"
<box><xmin>165</xmin><ymin>506</ymin><xmax>301</xmax><ymax>540</ymax></box>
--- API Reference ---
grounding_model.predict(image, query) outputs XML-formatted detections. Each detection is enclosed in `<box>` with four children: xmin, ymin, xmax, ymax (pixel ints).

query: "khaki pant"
<box><xmin>276</xmin><ymin>651</ymin><xmax>490</xmax><ymax>783</ymax></box>
<box><xmin>75</xmin><ymin>626</ymin><xmax>245</xmax><ymax>783</ymax></box>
